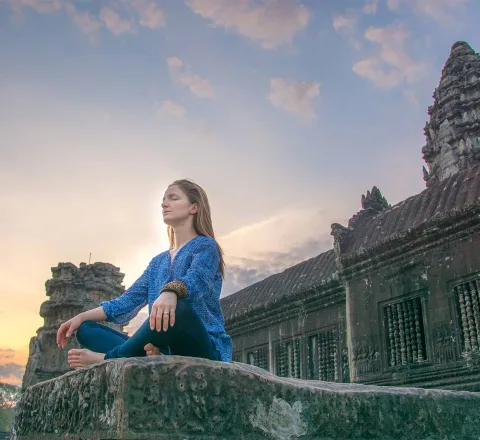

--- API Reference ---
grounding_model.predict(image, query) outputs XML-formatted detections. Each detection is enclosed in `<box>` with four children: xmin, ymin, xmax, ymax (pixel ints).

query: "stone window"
<box><xmin>245</xmin><ymin>345</ymin><xmax>269</xmax><ymax>371</ymax></box>
<box><xmin>384</xmin><ymin>296</ymin><xmax>427</xmax><ymax>367</ymax></box>
<box><xmin>275</xmin><ymin>339</ymin><xmax>301</xmax><ymax>379</ymax></box>
<box><xmin>454</xmin><ymin>276</ymin><xmax>480</xmax><ymax>354</ymax></box>
<box><xmin>307</xmin><ymin>328</ymin><xmax>338</xmax><ymax>381</ymax></box>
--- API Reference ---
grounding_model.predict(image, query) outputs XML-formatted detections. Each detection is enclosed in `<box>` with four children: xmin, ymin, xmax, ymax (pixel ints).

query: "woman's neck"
<box><xmin>172</xmin><ymin>225</ymin><xmax>198</xmax><ymax>250</ymax></box>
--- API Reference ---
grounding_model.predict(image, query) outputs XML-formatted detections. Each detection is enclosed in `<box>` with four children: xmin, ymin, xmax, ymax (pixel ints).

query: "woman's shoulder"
<box><xmin>194</xmin><ymin>235</ymin><xmax>218</xmax><ymax>249</ymax></box>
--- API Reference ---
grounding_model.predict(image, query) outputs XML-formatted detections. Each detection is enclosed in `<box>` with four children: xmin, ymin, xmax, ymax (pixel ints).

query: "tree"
<box><xmin>0</xmin><ymin>382</ymin><xmax>21</xmax><ymax>409</ymax></box>
<box><xmin>0</xmin><ymin>382</ymin><xmax>21</xmax><ymax>432</ymax></box>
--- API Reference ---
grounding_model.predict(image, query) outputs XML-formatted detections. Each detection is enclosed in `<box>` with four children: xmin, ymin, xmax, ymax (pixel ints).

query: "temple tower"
<box><xmin>22</xmin><ymin>262</ymin><xmax>126</xmax><ymax>390</ymax></box>
<box><xmin>423</xmin><ymin>41</ymin><xmax>480</xmax><ymax>186</ymax></box>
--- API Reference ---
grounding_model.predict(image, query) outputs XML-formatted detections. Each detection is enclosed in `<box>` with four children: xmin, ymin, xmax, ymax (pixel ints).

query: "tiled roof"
<box><xmin>342</xmin><ymin>164</ymin><xmax>480</xmax><ymax>259</ymax></box>
<box><xmin>221</xmin><ymin>249</ymin><xmax>338</xmax><ymax>322</ymax></box>
<box><xmin>220</xmin><ymin>165</ymin><xmax>480</xmax><ymax>323</ymax></box>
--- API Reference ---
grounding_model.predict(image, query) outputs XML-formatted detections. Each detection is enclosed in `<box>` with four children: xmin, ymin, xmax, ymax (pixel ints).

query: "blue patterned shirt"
<box><xmin>100</xmin><ymin>236</ymin><xmax>232</xmax><ymax>362</ymax></box>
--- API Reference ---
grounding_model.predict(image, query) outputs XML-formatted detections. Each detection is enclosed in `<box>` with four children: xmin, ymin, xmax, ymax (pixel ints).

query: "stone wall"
<box><xmin>229</xmin><ymin>283</ymin><xmax>349</xmax><ymax>382</ymax></box>
<box><xmin>12</xmin><ymin>357</ymin><xmax>480</xmax><ymax>440</ymax></box>
<box><xmin>344</xmin><ymin>212</ymin><xmax>480</xmax><ymax>390</ymax></box>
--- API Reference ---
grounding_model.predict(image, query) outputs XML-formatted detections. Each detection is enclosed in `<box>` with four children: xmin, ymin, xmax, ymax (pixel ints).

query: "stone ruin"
<box><xmin>423</xmin><ymin>41</ymin><xmax>480</xmax><ymax>186</ymax></box>
<box><xmin>13</xmin><ymin>40</ymin><xmax>480</xmax><ymax>439</ymax></box>
<box><xmin>21</xmin><ymin>262</ymin><xmax>126</xmax><ymax>390</ymax></box>
<box><xmin>12</xmin><ymin>357</ymin><xmax>480</xmax><ymax>439</ymax></box>
<box><xmin>222</xmin><ymin>41</ymin><xmax>480</xmax><ymax>393</ymax></box>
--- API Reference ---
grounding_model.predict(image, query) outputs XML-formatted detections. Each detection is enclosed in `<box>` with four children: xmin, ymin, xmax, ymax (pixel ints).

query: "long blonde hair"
<box><xmin>167</xmin><ymin>179</ymin><xmax>226</xmax><ymax>279</ymax></box>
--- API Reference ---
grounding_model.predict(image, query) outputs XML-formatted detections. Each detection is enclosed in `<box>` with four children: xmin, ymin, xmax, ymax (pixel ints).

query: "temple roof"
<box><xmin>221</xmin><ymin>165</ymin><xmax>480</xmax><ymax>324</ymax></box>
<box><xmin>221</xmin><ymin>248</ymin><xmax>338</xmax><ymax>322</ymax></box>
<box><xmin>340</xmin><ymin>164</ymin><xmax>480</xmax><ymax>259</ymax></box>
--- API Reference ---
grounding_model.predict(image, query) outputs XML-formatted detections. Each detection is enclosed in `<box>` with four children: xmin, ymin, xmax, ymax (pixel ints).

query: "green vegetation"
<box><xmin>0</xmin><ymin>382</ymin><xmax>21</xmax><ymax>432</ymax></box>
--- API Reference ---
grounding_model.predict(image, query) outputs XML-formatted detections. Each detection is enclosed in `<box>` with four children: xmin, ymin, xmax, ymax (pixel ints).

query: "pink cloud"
<box><xmin>9</xmin><ymin>0</ymin><xmax>63</xmax><ymax>14</ymax></box>
<box><xmin>99</xmin><ymin>7</ymin><xmax>136</xmax><ymax>36</ymax></box>
<box><xmin>166</xmin><ymin>57</ymin><xmax>215</xmax><ymax>99</ymax></box>
<box><xmin>353</xmin><ymin>24</ymin><xmax>429</xmax><ymax>89</ymax></box>
<box><xmin>387</xmin><ymin>0</ymin><xmax>468</xmax><ymax>25</ymax></box>
<box><xmin>268</xmin><ymin>77</ymin><xmax>320</xmax><ymax>121</ymax></box>
<box><xmin>186</xmin><ymin>0</ymin><xmax>310</xmax><ymax>49</ymax></box>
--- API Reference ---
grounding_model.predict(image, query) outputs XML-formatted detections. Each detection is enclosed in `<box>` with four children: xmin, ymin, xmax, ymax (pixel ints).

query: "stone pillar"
<box><xmin>21</xmin><ymin>262</ymin><xmax>126</xmax><ymax>390</ymax></box>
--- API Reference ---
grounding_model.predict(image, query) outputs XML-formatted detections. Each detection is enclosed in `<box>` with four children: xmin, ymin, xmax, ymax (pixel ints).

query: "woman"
<box><xmin>56</xmin><ymin>179</ymin><xmax>232</xmax><ymax>368</ymax></box>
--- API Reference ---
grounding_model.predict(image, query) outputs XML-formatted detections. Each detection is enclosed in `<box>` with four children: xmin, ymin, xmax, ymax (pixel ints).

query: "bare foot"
<box><xmin>68</xmin><ymin>349</ymin><xmax>105</xmax><ymax>369</ymax></box>
<box><xmin>144</xmin><ymin>343</ymin><xmax>162</xmax><ymax>356</ymax></box>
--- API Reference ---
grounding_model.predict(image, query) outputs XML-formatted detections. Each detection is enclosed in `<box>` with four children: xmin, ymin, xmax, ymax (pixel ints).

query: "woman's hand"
<box><xmin>56</xmin><ymin>314</ymin><xmax>84</xmax><ymax>349</ymax></box>
<box><xmin>150</xmin><ymin>292</ymin><xmax>177</xmax><ymax>332</ymax></box>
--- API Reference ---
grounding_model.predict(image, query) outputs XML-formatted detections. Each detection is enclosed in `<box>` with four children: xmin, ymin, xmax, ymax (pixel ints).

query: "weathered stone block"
<box><xmin>12</xmin><ymin>356</ymin><xmax>480</xmax><ymax>439</ymax></box>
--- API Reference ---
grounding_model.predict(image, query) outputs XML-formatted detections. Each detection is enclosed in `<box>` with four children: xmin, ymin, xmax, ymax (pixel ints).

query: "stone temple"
<box><xmin>221</xmin><ymin>41</ymin><xmax>480</xmax><ymax>391</ymax></box>
<box><xmin>22</xmin><ymin>262</ymin><xmax>126</xmax><ymax>390</ymax></box>
<box><xmin>22</xmin><ymin>42</ymin><xmax>480</xmax><ymax>396</ymax></box>
<box><xmin>13</xmin><ymin>41</ymin><xmax>480</xmax><ymax>440</ymax></box>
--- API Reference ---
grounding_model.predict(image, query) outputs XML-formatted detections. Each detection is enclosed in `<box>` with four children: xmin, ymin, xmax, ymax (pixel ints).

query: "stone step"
<box><xmin>12</xmin><ymin>356</ymin><xmax>480</xmax><ymax>440</ymax></box>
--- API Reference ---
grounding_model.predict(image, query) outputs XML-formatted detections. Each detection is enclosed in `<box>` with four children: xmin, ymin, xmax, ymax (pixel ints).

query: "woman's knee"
<box><xmin>75</xmin><ymin>320</ymin><xmax>96</xmax><ymax>344</ymax></box>
<box><xmin>174</xmin><ymin>298</ymin><xmax>193</xmax><ymax>317</ymax></box>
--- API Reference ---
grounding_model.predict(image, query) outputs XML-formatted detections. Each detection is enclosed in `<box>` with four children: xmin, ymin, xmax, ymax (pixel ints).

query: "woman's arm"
<box><xmin>57</xmin><ymin>306</ymin><xmax>108</xmax><ymax>348</ymax></box>
<box><xmin>79</xmin><ymin>306</ymin><xmax>108</xmax><ymax>322</ymax></box>
<box><xmin>100</xmin><ymin>258</ymin><xmax>154</xmax><ymax>324</ymax></box>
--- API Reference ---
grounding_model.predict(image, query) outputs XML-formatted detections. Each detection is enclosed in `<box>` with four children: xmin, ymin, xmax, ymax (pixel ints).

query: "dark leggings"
<box><xmin>76</xmin><ymin>298</ymin><xmax>220</xmax><ymax>361</ymax></box>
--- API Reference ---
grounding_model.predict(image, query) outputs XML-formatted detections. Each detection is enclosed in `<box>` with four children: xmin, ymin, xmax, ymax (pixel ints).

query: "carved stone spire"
<box><xmin>22</xmin><ymin>262</ymin><xmax>126</xmax><ymax>390</ymax></box>
<box><xmin>361</xmin><ymin>186</ymin><xmax>390</xmax><ymax>212</ymax></box>
<box><xmin>348</xmin><ymin>186</ymin><xmax>390</xmax><ymax>229</ymax></box>
<box><xmin>331</xmin><ymin>186</ymin><xmax>390</xmax><ymax>257</ymax></box>
<box><xmin>422</xmin><ymin>41</ymin><xmax>480</xmax><ymax>187</ymax></box>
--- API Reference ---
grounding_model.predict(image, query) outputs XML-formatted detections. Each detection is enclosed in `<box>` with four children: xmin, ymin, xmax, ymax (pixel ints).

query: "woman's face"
<box><xmin>162</xmin><ymin>185</ymin><xmax>197</xmax><ymax>226</ymax></box>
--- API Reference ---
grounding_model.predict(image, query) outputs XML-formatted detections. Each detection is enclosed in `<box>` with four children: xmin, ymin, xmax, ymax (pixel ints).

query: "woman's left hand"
<box><xmin>150</xmin><ymin>292</ymin><xmax>177</xmax><ymax>332</ymax></box>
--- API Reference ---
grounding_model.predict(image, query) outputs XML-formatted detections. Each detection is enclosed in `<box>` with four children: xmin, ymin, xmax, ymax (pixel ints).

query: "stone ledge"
<box><xmin>12</xmin><ymin>356</ymin><xmax>480</xmax><ymax>440</ymax></box>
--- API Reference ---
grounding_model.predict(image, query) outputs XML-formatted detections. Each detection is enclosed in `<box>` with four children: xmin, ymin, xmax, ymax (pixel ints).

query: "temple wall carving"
<box><xmin>344</xmin><ymin>229</ymin><xmax>480</xmax><ymax>389</ymax></box>
<box><xmin>227</xmin><ymin>294</ymin><xmax>349</xmax><ymax>384</ymax></box>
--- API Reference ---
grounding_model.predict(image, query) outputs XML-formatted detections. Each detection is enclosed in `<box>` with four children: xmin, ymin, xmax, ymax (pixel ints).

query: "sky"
<box><xmin>0</xmin><ymin>0</ymin><xmax>479</xmax><ymax>386</ymax></box>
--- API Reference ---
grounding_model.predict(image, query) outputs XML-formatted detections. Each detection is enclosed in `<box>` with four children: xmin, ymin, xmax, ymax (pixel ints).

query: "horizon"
<box><xmin>1</xmin><ymin>0</ymin><xmax>479</xmax><ymax>386</ymax></box>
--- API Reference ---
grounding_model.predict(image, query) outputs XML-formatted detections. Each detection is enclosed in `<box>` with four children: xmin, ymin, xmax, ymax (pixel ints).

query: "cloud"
<box><xmin>387</xmin><ymin>0</ymin><xmax>468</xmax><ymax>25</ymax></box>
<box><xmin>352</xmin><ymin>24</ymin><xmax>428</xmax><ymax>89</ymax></box>
<box><xmin>166</xmin><ymin>57</ymin><xmax>215</xmax><ymax>99</ymax></box>
<box><xmin>0</xmin><ymin>363</ymin><xmax>25</xmax><ymax>381</ymax></box>
<box><xmin>222</xmin><ymin>236</ymin><xmax>332</xmax><ymax>296</ymax></box>
<box><xmin>99</xmin><ymin>7</ymin><xmax>135</xmax><ymax>36</ymax></box>
<box><xmin>9</xmin><ymin>0</ymin><xmax>63</xmax><ymax>14</ymax></box>
<box><xmin>333</xmin><ymin>13</ymin><xmax>357</xmax><ymax>36</ymax></box>
<box><xmin>130</xmin><ymin>0</ymin><xmax>165</xmax><ymax>29</ymax></box>
<box><xmin>65</xmin><ymin>3</ymin><xmax>103</xmax><ymax>40</ymax></box>
<box><xmin>268</xmin><ymin>77</ymin><xmax>320</xmax><ymax>121</ymax></box>
<box><xmin>363</xmin><ymin>0</ymin><xmax>379</xmax><ymax>14</ymax></box>
<box><xmin>158</xmin><ymin>100</ymin><xmax>187</xmax><ymax>117</ymax></box>
<box><xmin>332</xmin><ymin>12</ymin><xmax>363</xmax><ymax>49</ymax></box>
<box><xmin>219</xmin><ymin>205</ymin><xmax>334</xmax><ymax>262</ymax></box>
<box><xmin>0</xmin><ymin>349</ymin><xmax>14</xmax><ymax>360</ymax></box>
<box><xmin>9</xmin><ymin>0</ymin><xmax>165</xmax><ymax>39</ymax></box>
<box><xmin>186</xmin><ymin>0</ymin><xmax>310</xmax><ymax>49</ymax></box>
